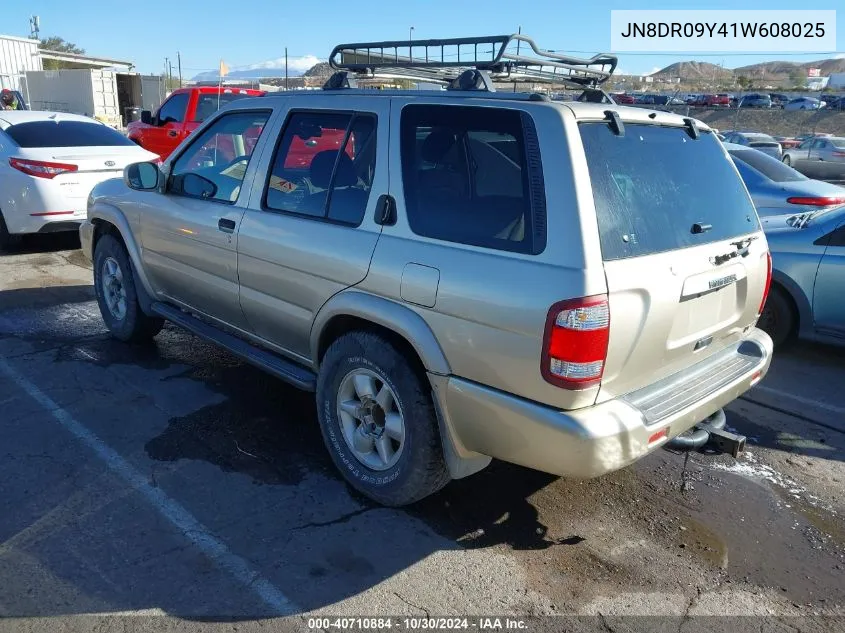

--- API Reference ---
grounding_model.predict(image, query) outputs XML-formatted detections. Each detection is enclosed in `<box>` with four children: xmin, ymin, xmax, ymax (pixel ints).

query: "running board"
<box><xmin>151</xmin><ymin>302</ymin><xmax>317</xmax><ymax>391</ymax></box>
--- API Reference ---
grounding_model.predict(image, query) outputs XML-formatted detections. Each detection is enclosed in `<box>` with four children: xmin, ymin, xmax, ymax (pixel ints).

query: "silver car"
<box><xmin>760</xmin><ymin>206</ymin><xmax>845</xmax><ymax>347</ymax></box>
<box><xmin>782</xmin><ymin>136</ymin><xmax>845</xmax><ymax>180</ymax></box>
<box><xmin>726</xmin><ymin>143</ymin><xmax>845</xmax><ymax>224</ymax></box>
<box><xmin>721</xmin><ymin>131</ymin><xmax>782</xmax><ymax>159</ymax></box>
<box><xmin>77</xmin><ymin>35</ymin><xmax>774</xmax><ymax>506</ymax></box>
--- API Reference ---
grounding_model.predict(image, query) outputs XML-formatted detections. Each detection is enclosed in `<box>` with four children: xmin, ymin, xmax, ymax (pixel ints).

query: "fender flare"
<box><xmin>89</xmin><ymin>203</ymin><xmax>157</xmax><ymax>311</ymax></box>
<box><xmin>310</xmin><ymin>290</ymin><xmax>451</xmax><ymax>376</ymax></box>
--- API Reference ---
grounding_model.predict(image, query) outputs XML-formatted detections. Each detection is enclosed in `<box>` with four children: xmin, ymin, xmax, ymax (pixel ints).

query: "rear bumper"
<box><xmin>436</xmin><ymin>327</ymin><xmax>772</xmax><ymax>479</ymax></box>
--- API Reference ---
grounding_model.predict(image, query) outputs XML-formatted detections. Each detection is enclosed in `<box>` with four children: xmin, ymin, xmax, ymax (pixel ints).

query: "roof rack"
<box><xmin>325</xmin><ymin>34</ymin><xmax>617</xmax><ymax>92</ymax></box>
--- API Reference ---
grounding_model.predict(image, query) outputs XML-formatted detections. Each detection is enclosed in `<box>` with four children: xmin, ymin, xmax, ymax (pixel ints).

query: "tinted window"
<box><xmin>170</xmin><ymin>110</ymin><xmax>269</xmax><ymax>204</ymax></box>
<box><xmin>731</xmin><ymin>157</ymin><xmax>763</xmax><ymax>185</ymax></box>
<box><xmin>193</xmin><ymin>93</ymin><xmax>257</xmax><ymax>122</ymax></box>
<box><xmin>812</xmin><ymin>139</ymin><xmax>826</xmax><ymax>149</ymax></box>
<box><xmin>831</xmin><ymin>138</ymin><xmax>845</xmax><ymax>148</ymax></box>
<box><xmin>4</xmin><ymin>120</ymin><xmax>135</xmax><ymax>147</ymax></box>
<box><xmin>579</xmin><ymin>123</ymin><xmax>759</xmax><ymax>261</ymax></box>
<box><xmin>730</xmin><ymin>149</ymin><xmax>806</xmax><ymax>182</ymax></box>
<box><xmin>264</xmin><ymin>111</ymin><xmax>376</xmax><ymax>225</ymax></box>
<box><xmin>400</xmin><ymin>105</ymin><xmax>541</xmax><ymax>254</ymax></box>
<box><xmin>157</xmin><ymin>93</ymin><xmax>189</xmax><ymax>124</ymax></box>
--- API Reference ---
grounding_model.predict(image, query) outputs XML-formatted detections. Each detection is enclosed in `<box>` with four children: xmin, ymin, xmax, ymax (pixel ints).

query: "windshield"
<box><xmin>4</xmin><ymin>120</ymin><xmax>135</xmax><ymax>148</ymax></box>
<box><xmin>579</xmin><ymin>123</ymin><xmax>759</xmax><ymax>261</ymax></box>
<box><xmin>730</xmin><ymin>148</ymin><xmax>806</xmax><ymax>182</ymax></box>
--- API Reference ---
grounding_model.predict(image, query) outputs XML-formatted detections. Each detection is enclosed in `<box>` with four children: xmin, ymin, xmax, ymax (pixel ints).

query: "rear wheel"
<box><xmin>316</xmin><ymin>331</ymin><xmax>450</xmax><ymax>506</ymax></box>
<box><xmin>758</xmin><ymin>285</ymin><xmax>795</xmax><ymax>348</ymax></box>
<box><xmin>782</xmin><ymin>155</ymin><xmax>792</xmax><ymax>166</ymax></box>
<box><xmin>0</xmin><ymin>212</ymin><xmax>22</xmax><ymax>252</ymax></box>
<box><xmin>93</xmin><ymin>234</ymin><xmax>164</xmax><ymax>342</ymax></box>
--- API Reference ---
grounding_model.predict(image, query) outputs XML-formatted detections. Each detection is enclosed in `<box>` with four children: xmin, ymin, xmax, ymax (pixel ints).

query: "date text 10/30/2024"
<box><xmin>306</xmin><ymin>618</ymin><xmax>528</xmax><ymax>630</ymax></box>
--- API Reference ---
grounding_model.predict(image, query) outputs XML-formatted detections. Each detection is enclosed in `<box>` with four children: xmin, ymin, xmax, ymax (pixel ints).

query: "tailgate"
<box><xmin>577</xmin><ymin>118</ymin><xmax>770</xmax><ymax>403</ymax></box>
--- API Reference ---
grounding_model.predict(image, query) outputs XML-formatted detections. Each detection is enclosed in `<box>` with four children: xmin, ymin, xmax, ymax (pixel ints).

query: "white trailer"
<box><xmin>23</xmin><ymin>69</ymin><xmax>164</xmax><ymax>127</ymax></box>
<box><xmin>0</xmin><ymin>34</ymin><xmax>41</xmax><ymax>98</ymax></box>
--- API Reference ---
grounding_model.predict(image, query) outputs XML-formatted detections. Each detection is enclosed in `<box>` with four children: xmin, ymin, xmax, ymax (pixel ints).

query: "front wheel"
<box><xmin>316</xmin><ymin>331</ymin><xmax>450</xmax><ymax>506</ymax></box>
<box><xmin>758</xmin><ymin>286</ymin><xmax>795</xmax><ymax>348</ymax></box>
<box><xmin>93</xmin><ymin>233</ymin><xmax>164</xmax><ymax>342</ymax></box>
<box><xmin>782</xmin><ymin>155</ymin><xmax>792</xmax><ymax>166</ymax></box>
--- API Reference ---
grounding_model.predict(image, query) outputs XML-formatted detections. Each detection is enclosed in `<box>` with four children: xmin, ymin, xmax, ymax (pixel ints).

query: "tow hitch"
<box><xmin>665</xmin><ymin>409</ymin><xmax>747</xmax><ymax>457</ymax></box>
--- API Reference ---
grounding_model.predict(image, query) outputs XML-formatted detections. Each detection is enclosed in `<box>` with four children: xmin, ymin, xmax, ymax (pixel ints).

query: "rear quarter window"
<box><xmin>579</xmin><ymin>123</ymin><xmax>759</xmax><ymax>261</ymax></box>
<box><xmin>3</xmin><ymin>120</ymin><xmax>136</xmax><ymax>148</ymax></box>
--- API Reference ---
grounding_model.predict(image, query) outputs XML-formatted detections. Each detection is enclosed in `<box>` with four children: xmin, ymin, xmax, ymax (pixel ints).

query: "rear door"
<box><xmin>577</xmin><ymin>121</ymin><xmax>770</xmax><ymax>402</ymax></box>
<box><xmin>235</xmin><ymin>96</ymin><xmax>387</xmax><ymax>360</ymax></box>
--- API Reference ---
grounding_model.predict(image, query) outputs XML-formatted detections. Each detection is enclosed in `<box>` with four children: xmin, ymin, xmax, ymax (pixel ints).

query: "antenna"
<box><xmin>29</xmin><ymin>15</ymin><xmax>40</xmax><ymax>40</ymax></box>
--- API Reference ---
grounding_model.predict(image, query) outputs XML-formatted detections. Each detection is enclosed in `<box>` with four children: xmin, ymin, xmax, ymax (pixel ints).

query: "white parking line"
<box><xmin>0</xmin><ymin>356</ymin><xmax>299</xmax><ymax>616</ymax></box>
<box><xmin>753</xmin><ymin>384</ymin><xmax>845</xmax><ymax>416</ymax></box>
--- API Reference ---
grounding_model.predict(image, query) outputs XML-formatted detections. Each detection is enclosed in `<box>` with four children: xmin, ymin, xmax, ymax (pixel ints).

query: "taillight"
<box><xmin>832</xmin><ymin>151</ymin><xmax>845</xmax><ymax>157</ymax></box>
<box><xmin>541</xmin><ymin>295</ymin><xmax>610</xmax><ymax>390</ymax></box>
<box><xmin>786</xmin><ymin>196</ymin><xmax>845</xmax><ymax>206</ymax></box>
<box><xmin>758</xmin><ymin>251</ymin><xmax>773</xmax><ymax>316</ymax></box>
<box><xmin>9</xmin><ymin>157</ymin><xmax>78</xmax><ymax>179</ymax></box>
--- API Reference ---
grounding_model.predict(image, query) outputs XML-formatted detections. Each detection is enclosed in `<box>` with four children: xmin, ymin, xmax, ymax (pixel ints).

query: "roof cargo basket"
<box><xmin>325</xmin><ymin>34</ymin><xmax>617</xmax><ymax>92</ymax></box>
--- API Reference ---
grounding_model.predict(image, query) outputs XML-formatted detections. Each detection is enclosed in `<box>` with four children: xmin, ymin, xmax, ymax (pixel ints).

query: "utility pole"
<box><xmin>177</xmin><ymin>51</ymin><xmax>182</xmax><ymax>88</ymax></box>
<box><xmin>285</xmin><ymin>47</ymin><xmax>288</xmax><ymax>91</ymax></box>
<box><xmin>164</xmin><ymin>57</ymin><xmax>169</xmax><ymax>91</ymax></box>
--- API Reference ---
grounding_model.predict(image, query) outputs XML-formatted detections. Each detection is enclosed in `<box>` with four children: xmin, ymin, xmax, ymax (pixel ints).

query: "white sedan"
<box><xmin>784</xmin><ymin>97</ymin><xmax>826</xmax><ymax>111</ymax></box>
<box><xmin>0</xmin><ymin>111</ymin><xmax>158</xmax><ymax>249</ymax></box>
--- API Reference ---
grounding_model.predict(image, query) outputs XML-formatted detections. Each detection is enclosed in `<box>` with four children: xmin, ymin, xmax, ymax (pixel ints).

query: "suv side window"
<box><xmin>264</xmin><ymin>111</ymin><xmax>377</xmax><ymax>225</ymax></box>
<box><xmin>400</xmin><ymin>104</ymin><xmax>545</xmax><ymax>254</ymax></box>
<box><xmin>170</xmin><ymin>110</ymin><xmax>270</xmax><ymax>204</ymax></box>
<box><xmin>157</xmin><ymin>93</ymin><xmax>189</xmax><ymax>124</ymax></box>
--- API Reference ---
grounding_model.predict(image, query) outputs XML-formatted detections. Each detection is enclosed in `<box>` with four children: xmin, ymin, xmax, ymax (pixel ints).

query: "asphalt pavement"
<box><xmin>1</xmin><ymin>233</ymin><xmax>844</xmax><ymax>633</ymax></box>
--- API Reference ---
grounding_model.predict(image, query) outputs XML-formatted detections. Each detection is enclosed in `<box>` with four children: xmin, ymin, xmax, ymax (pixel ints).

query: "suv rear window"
<box><xmin>579</xmin><ymin>123</ymin><xmax>759</xmax><ymax>261</ymax></box>
<box><xmin>4</xmin><ymin>120</ymin><xmax>135</xmax><ymax>148</ymax></box>
<box><xmin>400</xmin><ymin>104</ymin><xmax>545</xmax><ymax>254</ymax></box>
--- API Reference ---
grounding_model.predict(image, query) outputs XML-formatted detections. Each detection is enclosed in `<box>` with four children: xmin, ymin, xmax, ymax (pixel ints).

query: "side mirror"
<box><xmin>179</xmin><ymin>173</ymin><xmax>218</xmax><ymax>199</ymax></box>
<box><xmin>140</xmin><ymin>110</ymin><xmax>153</xmax><ymax>125</ymax></box>
<box><xmin>124</xmin><ymin>162</ymin><xmax>160</xmax><ymax>191</ymax></box>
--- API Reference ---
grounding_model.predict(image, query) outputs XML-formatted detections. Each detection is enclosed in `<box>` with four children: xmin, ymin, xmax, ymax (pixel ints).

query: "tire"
<box><xmin>316</xmin><ymin>331</ymin><xmax>450</xmax><ymax>506</ymax></box>
<box><xmin>758</xmin><ymin>285</ymin><xmax>795</xmax><ymax>348</ymax></box>
<box><xmin>782</xmin><ymin>155</ymin><xmax>792</xmax><ymax>166</ymax></box>
<box><xmin>93</xmin><ymin>233</ymin><xmax>164</xmax><ymax>342</ymax></box>
<box><xmin>0</xmin><ymin>212</ymin><xmax>22</xmax><ymax>252</ymax></box>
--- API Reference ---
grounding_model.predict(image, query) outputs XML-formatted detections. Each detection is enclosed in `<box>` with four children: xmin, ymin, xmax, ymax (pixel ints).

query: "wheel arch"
<box><xmin>89</xmin><ymin>204</ymin><xmax>156</xmax><ymax>314</ymax></box>
<box><xmin>770</xmin><ymin>269</ymin><xmax>811</xmax><ymax>338</ymax></box>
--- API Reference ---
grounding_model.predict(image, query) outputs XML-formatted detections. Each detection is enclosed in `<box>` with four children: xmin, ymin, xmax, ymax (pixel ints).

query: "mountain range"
<box><xmin>650</xmin><ymin>57</ymin><xmax>845</xmax><ymax>80</ymax></box>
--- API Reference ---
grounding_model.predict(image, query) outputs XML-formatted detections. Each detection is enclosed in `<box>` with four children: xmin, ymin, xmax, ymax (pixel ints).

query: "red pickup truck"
<box><xmin>127</xmin><ymin>86</ymin><xmax>265</xmax><ymax>160</ymax></box>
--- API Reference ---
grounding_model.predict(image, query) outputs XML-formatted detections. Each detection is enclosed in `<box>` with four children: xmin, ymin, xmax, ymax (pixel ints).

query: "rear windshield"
<box><xmin>193</xmin><ymin>93</ymin><xmax>260</xmax><ymax>122</ymax></box>
<box><xmin>830</xmin><ymin>138</ymin><xmax>845</xmax><ymax>148</ymax></box>
<box><xmin>745</xmin><ymin>134</ymin><xmax>777</xmax><ymax>144</ymax></box>
<box><xmin>579</xmin><ymin>123</ymin><xmax>759</xmax><ymax>261</ymax></box>
<box><xmin>4</xmin><ymin>120</ymin><xmax>135</xmax><ymax>148</ymax></box>
<box><xmin>730</xmin><ymin>148</ymin><xmax>806</xmax><ymax>182</ymax></box>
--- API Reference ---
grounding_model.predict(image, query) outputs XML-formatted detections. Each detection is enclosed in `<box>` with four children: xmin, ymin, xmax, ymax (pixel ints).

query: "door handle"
<box><xmin>167</xmin><ymin>130</ymin><xmax>178</xmax><ymax>138</ymax></box>
<box><xmin>218</xmin><ymin>218</ymin><xmax>236</xmax><ymax>233</ymax></box>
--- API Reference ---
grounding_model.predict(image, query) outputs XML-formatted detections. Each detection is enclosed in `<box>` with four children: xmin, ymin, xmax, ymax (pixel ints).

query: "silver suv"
<box><xmin>80</xmin><ymin>35</ymin><xmax>773</xmax><ymax>506</ymax></box>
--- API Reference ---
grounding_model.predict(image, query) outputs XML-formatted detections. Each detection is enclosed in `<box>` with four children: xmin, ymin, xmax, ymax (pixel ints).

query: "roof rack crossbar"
<box><xmin>327</xmin><ymin>34</ymin><xmax>617</xmax><ymax>91</ymax></box>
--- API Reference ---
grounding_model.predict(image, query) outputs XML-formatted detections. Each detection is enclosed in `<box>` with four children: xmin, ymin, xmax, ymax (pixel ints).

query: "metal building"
<box><xmin>0</xmin><ymin>34</ymin><xmax>42</xmax><ymax>95</ymax></box>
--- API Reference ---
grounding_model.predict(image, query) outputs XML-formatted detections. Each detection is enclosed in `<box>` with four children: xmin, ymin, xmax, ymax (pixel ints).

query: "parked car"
<box><xmin>761</xmin><ymin>205</ymin><xmax>845</xmax><ymax>347</ymax></box>
<box><xmin>612</xmin><ymin>93</ymin><xmax>636</xmax><ymax>104</ymax></box>
<box><xmin>699</xmin><ymin>94</ymin><xmax>729</xmax><ymax>107</ymax></box>
<box><xmin>769</xmin><ymin>93</ymin><xmax>789</xmax><ymax>108</ymax></box>
<box><xmin>784</xmin><ymin>97</ymin><xmax>826</xmax><ymax>111</ymax></box>
<box><xmin>80</xmin><ymin>62</ymin><xmax>773</xmax><ymax>506</ymax></box>
<box><xmin>822</xmin><ymin>96</ymin><xmax>845</xmax><ymax>110</ymax></box>
<box><xmin>721</xmin><ymin>131</ymin><xmax>783</xmax><ymax>159</ymax></box>
<box><xmin>782</xmin><ymin>136</ymin><xmax>845</xmax><ymax>180</ymax></box>
<box><xmin>774</xmin><ymin>136</ymin><xmax>802</xmax><ymax>150</ymax></box>
<box><xmin>725</xmin><ymin>143</ymin><xmax>845</xmax><ymax>224</ymax></box>
<box><xmin>0</xmin><ymin>110</ymin><xmax>158</xmax><ymax>250</ymax></box>
<box><xmin>127</xmin><ymin>86</ymin><xmax>266</xmax><ymax>160</ymax></box>
<box><xmin>739</xmin><ymin>94</ymin><xmax>772</xmax><ymax>108</ymax></box>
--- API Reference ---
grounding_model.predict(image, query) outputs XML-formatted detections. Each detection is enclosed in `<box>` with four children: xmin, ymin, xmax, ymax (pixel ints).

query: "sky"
<box><xmin>2</xmin><ymin>0</ymin><xmax>842</xmax><ymax>77</ymax></box>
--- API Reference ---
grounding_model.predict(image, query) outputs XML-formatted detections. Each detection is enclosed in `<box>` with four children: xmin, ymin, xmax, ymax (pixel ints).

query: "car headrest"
<box><xmin>421</xmin><ymin>129</ymin><xmax>457</xmax><ymax>164</ymax></box>
<box><xmin>310</xmin><ymin>150</ymin><xmax>357</xmax><ymax>189</ymax></box>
